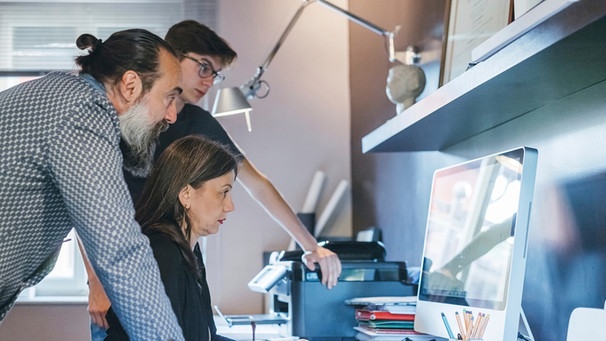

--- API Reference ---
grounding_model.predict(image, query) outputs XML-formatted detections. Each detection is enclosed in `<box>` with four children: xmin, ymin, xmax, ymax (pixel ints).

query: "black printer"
<box><xmin>247</xmin><ymin>241</ymin><xmax>416</xmax><ymax>341</ymax></box>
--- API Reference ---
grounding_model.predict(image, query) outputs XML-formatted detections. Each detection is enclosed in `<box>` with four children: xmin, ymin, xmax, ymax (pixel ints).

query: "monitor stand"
<box><xmin>517</xmin><ymin>308</ymin><xmax>534</xmax><ymax>341</ymax></box>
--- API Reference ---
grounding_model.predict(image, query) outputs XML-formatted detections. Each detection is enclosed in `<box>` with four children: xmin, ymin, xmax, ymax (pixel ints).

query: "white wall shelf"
<box><xmin>362</xmin><ymin>0</ymin><xmax>606</xmax><ymax>153</ymax></box>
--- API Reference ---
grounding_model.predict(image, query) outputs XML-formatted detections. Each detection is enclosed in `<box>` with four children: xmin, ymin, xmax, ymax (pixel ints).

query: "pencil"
<box><xmin>478</xmin><ymin>313</ymin><xmax>490</xmax><ymax>338</ymax></box>
<box><xmin>468</xmin><ymin>313</ymin><xmax>476</xmax><ymax>340</ymax></box>
<box><xmin>455</xmin><ymin>311</ymin><xmax>466</xmax><ymax>339</ymax></box>
<box><xmin>441</xmin><ymin>312</ymin><xmax>455</xmax><ymax>338</ymax></box>
<box><xmin>472</xmin><ymin>313</ymin><xmax>484</xmax><ymax>338</ymax></box>
<box><xmin>463</xmin><ymin>310</ymin><xmax>471</xmax><ymax>336</ymax></box>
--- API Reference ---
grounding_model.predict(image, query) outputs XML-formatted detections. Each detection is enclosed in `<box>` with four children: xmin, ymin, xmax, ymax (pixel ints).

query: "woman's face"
<box><xmin>182</xmin><ymin>171</ymin><xmax>235</xmax><ymax>245</ymax></box>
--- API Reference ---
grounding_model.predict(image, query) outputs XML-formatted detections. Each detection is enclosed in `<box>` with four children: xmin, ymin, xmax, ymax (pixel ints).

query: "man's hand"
<box><xmin>301</xmin><ymin>246</ymin><xmax>342</xmax><ymax>289</ymax></box>
<box><xmin>88</xmin><ymin>277</ymin><xmax>111</xmax><ymax>329</ymax></box>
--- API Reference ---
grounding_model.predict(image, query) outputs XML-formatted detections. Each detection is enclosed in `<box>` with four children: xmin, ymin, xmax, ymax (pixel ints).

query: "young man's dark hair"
<box><xmin>165</xmin><ymin>20</ymin><xmax>237</xmax><ymax>66</ymax></box>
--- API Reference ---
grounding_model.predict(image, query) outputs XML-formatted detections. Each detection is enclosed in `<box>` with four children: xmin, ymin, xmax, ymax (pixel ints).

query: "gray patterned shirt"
<box><xmin>0</xmin><ymin>71</ymin><xmax>184</xmax><ymax>341</ymax></box>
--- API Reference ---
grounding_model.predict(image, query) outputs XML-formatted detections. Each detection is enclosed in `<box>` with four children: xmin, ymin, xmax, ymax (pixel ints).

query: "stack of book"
<box><xmin>347</xmin><ymin>296</ymin><xmax>442</xmax><ymax>341</ymax></box>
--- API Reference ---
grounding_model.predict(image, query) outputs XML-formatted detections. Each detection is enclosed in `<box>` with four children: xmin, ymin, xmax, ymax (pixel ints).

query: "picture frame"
<box><xmin>439</xmin><ymin>0</ymin><xmax>514</xmax><ymax>86</ymax></box>
<box><xmin>514</xmin><ymin>0</ymin><xmax>545</xmax><ymax>19</ymax></box>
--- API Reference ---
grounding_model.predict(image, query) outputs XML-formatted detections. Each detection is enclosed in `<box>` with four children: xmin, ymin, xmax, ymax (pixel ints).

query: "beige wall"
<box><xmin>206</xmin><ymin>0</ymin><xmax>353</xmax><ymax>314</ymax></box>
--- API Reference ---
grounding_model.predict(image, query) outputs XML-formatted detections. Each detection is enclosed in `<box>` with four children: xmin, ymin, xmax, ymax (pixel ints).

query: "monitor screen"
<box><xmin>414</xmin><ymin>147</ymin><xmax>538</xmax><ymax>341</ymax></box>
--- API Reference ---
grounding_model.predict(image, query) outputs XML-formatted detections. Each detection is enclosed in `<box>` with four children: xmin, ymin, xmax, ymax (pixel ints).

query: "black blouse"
<box><xmin>104</xmin><ymin>232</ymin><xmax>229</xmax><ymax>341</ymax></box>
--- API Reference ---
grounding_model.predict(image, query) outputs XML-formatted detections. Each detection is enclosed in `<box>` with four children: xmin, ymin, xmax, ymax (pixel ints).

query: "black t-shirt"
<box><xmin>123</xmin><ymin>104</ymin><xmax>243</xmax><ymax>203</ymax></box>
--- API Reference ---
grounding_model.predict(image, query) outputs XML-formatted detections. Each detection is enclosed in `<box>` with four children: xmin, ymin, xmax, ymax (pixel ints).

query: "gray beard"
<box><xmin>119</xmin><ymin>100</ymin><xmax>168</xmax><ymax>177</ymax></box>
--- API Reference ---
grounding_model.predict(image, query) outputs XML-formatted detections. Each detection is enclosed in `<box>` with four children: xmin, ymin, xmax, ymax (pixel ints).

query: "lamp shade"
<box><xmin>212</xmin><ymin>87</ymin><xmax>253</xmax><ymax>131</ymax></box>
<box><xmin>212</xmin><ymin>86</ymin><xmax>252</xmax><ymax>116</ymax></box>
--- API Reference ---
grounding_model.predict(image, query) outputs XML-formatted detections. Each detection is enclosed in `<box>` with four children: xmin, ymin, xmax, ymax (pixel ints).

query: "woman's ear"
<box><xmin>119</xmin><ymin>70</ymin><xmax>143</xmax><ymax>104</ymax></box>
<box><xmin>178</xmin><ymin>185</ymin><xmax>191</xmax><ymax>210</ymax></box>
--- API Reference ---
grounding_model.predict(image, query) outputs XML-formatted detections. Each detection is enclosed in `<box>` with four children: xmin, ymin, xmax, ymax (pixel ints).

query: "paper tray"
<box><xmin>221</xmin><ymin>313</ymin><xmax>288</xmax><ymax>327</ymax></box>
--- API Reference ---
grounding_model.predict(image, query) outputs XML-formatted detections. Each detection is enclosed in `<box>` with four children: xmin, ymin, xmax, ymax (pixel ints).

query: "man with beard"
<box><xmin>119</xmin><ymin>99</ymin><xmax>171</xmax><ymax>178</ymax></box>
<box><xmin>0</xmin><ymin>29</ymin><xmax>185</xmax><ymax>341</ymax></box>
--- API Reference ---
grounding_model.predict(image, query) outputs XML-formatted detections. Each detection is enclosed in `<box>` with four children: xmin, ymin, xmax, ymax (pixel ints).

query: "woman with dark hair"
<box><xmin>104</xmin><ymin>135</ymin><xmax>240</xmax><ymax>341</ymax></box>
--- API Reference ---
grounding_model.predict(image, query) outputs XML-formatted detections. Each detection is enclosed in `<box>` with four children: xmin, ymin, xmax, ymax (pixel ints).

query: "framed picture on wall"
<box><xmin>514</xmin><ymin>0</ymin><xmax>545</xmax><ymax>19</ymax></box>
<box><xmin>439</xmin><ymin>0</ymin><xmax>514</xmax><ymax>86</ymax></box>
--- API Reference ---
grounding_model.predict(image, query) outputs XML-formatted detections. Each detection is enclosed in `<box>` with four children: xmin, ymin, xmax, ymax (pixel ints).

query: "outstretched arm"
<box><xmin>50</xmin><ymin>99</ymin><xmax>183</xmax><ymax>340</ymax></box>
<box><xmin>77</xmin><ymin>237</ymin><xmax>111</xmax><ymax>330</ymax></box>
<box><xmin>237</xmin><ymin>158</ymin><xmax>342</xmax><ymax>289</ymax></box>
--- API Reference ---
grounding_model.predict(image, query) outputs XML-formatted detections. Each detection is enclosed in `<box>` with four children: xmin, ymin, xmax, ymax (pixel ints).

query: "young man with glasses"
<box><xmin>86</xmin><ymin>20</ymin><xmax>342</xmax><ymax>340</ymax></box>
<box><xmin>163</xmin><ymin>21</ymin><xmax>341</xmax><ymax>289</ymax></box>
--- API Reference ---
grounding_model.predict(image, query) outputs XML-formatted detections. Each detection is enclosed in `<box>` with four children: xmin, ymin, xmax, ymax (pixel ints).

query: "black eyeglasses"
<box><xmin>182</xmin><ymin>55</ymin><xmax>225</xmax><ymax>84</ymax></box>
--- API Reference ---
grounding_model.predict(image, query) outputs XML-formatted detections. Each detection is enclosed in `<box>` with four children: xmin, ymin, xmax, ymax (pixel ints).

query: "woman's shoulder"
<box><xmin>146</xmin><ymin>230</ymin><xmax>182</xmax><ymax>257</ymax></box>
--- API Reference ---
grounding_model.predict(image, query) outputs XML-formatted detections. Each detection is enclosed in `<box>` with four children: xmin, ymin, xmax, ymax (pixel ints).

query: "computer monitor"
<box><xmin>414</xmin><ymin>147</ymin><xmax>538</xmax><ymax>341</ymax></box>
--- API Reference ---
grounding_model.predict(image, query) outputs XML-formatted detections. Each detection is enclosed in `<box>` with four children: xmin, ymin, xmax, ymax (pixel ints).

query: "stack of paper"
<box><xmin>345</xmin><ymin>296</ymin><xmax>445</xmax><ymax>341</ymax></box>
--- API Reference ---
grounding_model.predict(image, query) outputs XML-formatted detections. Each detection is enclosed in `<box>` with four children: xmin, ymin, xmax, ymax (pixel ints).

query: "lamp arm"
<box><xmin>316</xmin><ymin>0</ymin><xmax>396</xmax><ymax>61</ymax></box>
<box><xmin>240</xmin><ymin>0</ymin><xmax>315</xmax><ymax>99</ymax></box>
<box><xmin>317</xmin><ymin>0</ymin><xmax>388</xmax><ymax>36</ymax></box>
<box><xmin>240</xmin><ymin>0</ymin><xmax>397</xmax><ymax>99</ymax></box>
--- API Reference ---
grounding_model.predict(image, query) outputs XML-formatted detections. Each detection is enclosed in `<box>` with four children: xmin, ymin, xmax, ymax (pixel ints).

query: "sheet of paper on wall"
<box><xmin>314</xmin><ymin>179</ymin><xmax>348</xmax><ymax>237</ymax></box>
<box><xmin>471</xmin><ymin>0</ymin><xmax>576</xmax><ymax>63</ymax></box>
<box><xmin>514</xmin><ymin>0</ymin><xmax>544</xmax><ymax>19</ymax></box>
<box><xmin>441</xmin><ymin>0</ymin><xmax>511</xmax><ymax>84</ymax></box>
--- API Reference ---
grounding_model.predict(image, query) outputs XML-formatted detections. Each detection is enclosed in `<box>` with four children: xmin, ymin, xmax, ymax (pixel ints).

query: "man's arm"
<box><xmin>49</xmin><ymin>100</ymin><xmax>184</xmax><ymax>341</ymax></box>
<box><xmin>237</xmin><ymin>158</ymin><xmax>342</xmax><ymax>288</ymax></box>
<box><xmin>77</xmin><ymin>237</ymin><xmax>111</xmax><ymax>329</ymax></box>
